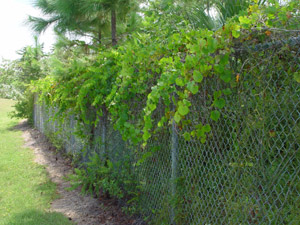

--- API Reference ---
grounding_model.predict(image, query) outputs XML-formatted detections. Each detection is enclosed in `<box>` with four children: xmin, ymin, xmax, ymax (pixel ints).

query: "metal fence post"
<box><xmin>70</xmin><ymin>114</ymin><xmax>75</xmax><ymax>154</ymax></box>
<box><xmin>171</xmin><ymin>117</ymin><xmax>178</xmax><ymax>224</ymax></box>
<box><xmin>101</xmin><ymin>106</ymin><xmax>107</xmax><ymax>159</ymax></box>
<box><xmin>33</xmin><ymin>94</ymin><xmax>37</xmax><ymax>128</ymax></box>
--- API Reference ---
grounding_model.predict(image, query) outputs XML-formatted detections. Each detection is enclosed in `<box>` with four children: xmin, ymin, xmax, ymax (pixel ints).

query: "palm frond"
<box><xmin>215</xmin><ymin>0</ymin><xmax>250</xmax><ymax>25</ymax></box>
<box><xmin>27</xmin><ymin>16</ymin><xmax>60</xmax><ymax>34</ymax></box>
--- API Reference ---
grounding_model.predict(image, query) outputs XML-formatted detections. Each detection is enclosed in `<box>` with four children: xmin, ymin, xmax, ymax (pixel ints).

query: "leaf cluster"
<box><xmin>32</xmin><ymin>0</ymin><xmax>300</xmax><ymax>146</ymax></box>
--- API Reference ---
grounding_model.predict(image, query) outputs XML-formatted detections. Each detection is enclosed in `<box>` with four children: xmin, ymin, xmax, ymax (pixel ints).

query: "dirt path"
<box><xmin>17</xmin><ymin>120</ymin><xmax>138</xmax><ymax>225</ymax></box>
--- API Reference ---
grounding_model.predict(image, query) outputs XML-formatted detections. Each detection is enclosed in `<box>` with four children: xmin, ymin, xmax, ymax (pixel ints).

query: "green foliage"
<box><xmin>151</xmin><ymin>177</ymin><xmax>187</xmax><ymax>225</ymax></box>
<box><xmin>30</xmin><ymin>0</ymin><xmax>300</xmax><ymax>152</ymax></box>
<box><xmin>0</xmin><ymin>60</ymin><xmax>20</xmax><ymax>99</ymax></box>
<box><xmin>68</xmin><ymin>153</ymin><xmax>140</xmax><ymax>211</ymax></box>
<box><xmin>11</xmin><ymin>42</ymin><xmax>45</xmax><ymax>121</ymax></box>
<box><xmin>0</xmin><ymin>40</ymin><xmax>45</xmax><ymax>122</ymax></box>
<box><xmin>29</xmin><ymin>0</ymin><xmax>142</xmax><ymax>47</ymax></box>
<box><xmin>28</xmin><ymin>0</ymin><xmax>300</xmax><ymax>223</ymax></box>
<box><xmin>10</xmin><ymin>90</ymin><xmax>35</xmax><ymax>125</ymax></box>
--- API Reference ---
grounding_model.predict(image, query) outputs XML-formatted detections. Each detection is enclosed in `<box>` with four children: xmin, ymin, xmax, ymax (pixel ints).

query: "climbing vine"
<box><xmin>32</xmin><ymin>0</ymin><xmax>300</xmax><ymax>147</ymax></box>
<box><xmin>29</xmin><ymin>1</ymin><xmax>300</xmax><ymax>222</ymax></box>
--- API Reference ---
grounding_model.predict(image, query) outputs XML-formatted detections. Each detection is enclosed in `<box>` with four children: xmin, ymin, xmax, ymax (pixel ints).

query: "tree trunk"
<box><xmin>111</xmin><ymin>9</ymin><xmax>117</xmax><ymax>46</ymax></box>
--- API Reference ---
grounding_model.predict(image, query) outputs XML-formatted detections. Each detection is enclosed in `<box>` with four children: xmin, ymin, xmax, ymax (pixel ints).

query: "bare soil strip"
<box><xmin>17</xmin><ymin>120</ymin><xmax>136</xmax><ymax>225</ymax></box>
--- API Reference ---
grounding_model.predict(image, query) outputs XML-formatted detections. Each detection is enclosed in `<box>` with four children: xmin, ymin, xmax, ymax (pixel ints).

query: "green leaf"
<box><xmin>220</xmin><ymin>71</ymin><xmax>232</xmax><ymax>83</ymax></box>
<box><xmin>190</xmin><ymin>130</ymin><xmax>196</xmax><ymax>137</ymax></box>
<box><xmin>213</xmin><ymin>90</ymin><xmax>222</xmax><ymax>99</ymax></box>
<box><xmin>144</xmin><ymin>117</ymin><xmax>152</xmax><ymax>129</ymax></box>
<box><xmin>196</xmin><ymin>127</ymin><xmax>204</xmax><ymax>138</ymax></box>
<box><xmin>232</xmin><ymin>25</ymin><xmax>241</xmax><ymax>38</ymax></box>
<box><xmin>178</xmin><ymin>104</ymin><xmax>189</xmax><ymax>116</ymax></box>
<box><xmin>174</xmin><ymin>112</ymin><xmax>181</xmax><ymax>123</ymax></box>
<box><xmin>207</xmin><ymin>37</ymin><xmax>218</xmax><ymax>53</ymax></box>
<box><xmin>193</xmin><ymin>71</ymin><xmax>203</xmax><ymax>83</ymax></box>
<box><xmin>200</xmin><ymin>64</ymin><xmax>212</xmax><ymax>73</ymax></box>
<box><xmin>214</xmin><ymin>64</ymin><xmax>225</xmax><ymax>74</ymax></box>
<box><xmin>203</xmin><ymin>124</ymin><xmax>211</xmax><ymax>133</ymax></box>
<box><xmin>220</xmin><ymin>54</ymin><xmax>229</xmax><ymax>66</ymax></box>
<box><xmin>124</xmin><ymin>122</ymin><xmax>131</xmax><ymax>128</ymax></box>
<box><xmin>149</xmin><ymin>103</ymin><xmax>156</xmax><ymax>111</ymax></box>
<box><xmin>210</xmin><ymin>110</ymin><xmax>221</xmax><ymax>122</ymax></box>
<box><xmin>294</xmin><ymin>72</ymin><xmax>300</xmax><ymax>83</ymax></box>
<box><xmin>183</xmin><ymin>99</ymin><xmax>191</xmax><ymax>107</ymax></box>
<box><xmin>107</xmin><ymin>160</ymin><xmax>113</xmax><ymax>168</ymax></box>
<box><xmin>239</xmin><ymin>16</ymin><xmax>251</xmax><ymax>25</ymax></box>
<box><xmin>195</xmin><ymin>123</ymin><xmax>203</xmax><ymax>129</ymax></box>
<box><xmin>187</xmin><ymin>44</ymin><xmax>200</xmax><ymax>53</ymax></box>
<box><xmin>223</xmin><ymin>88</ymin><xmax>232</xmax><ymax>95</ymax></box>
<box><xmin>143</xmin><ymin>131</ymin><xmax>151</xmax><ymax>141</ymax></box>
<box><xmin>187</xmin><ymin>81</ymin><xmax>199</xmax><ymax>94</ymax></box>
<box><xmin>214</xmin><ymin>98</ymin><xmax>226</xmax><ymax>109</ymax></box>
<box><xmin>185</xmin><ymin>55</ymin><xmax>194</xmax><ymax>68</ymax></box>
<box><xmin>176</xmin><ymin>78</ymin><xmax>184</xmax><ymax>86</ymax></box>
<box><xmin>183</xmin><ymin>132</ymin><xmax>191</xmax><ymax>141</ymax></box>
<box><xmin>232</xmin><ymin>30</ymin><xmax>240</xmax><ymax>38</ymax></box>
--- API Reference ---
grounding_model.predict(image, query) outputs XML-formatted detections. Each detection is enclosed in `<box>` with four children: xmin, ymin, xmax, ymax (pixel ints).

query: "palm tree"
<box><xmin>28</xmin><ymin>0</ymin><xmax>139</xmax><ymax>47</ymax></box>
<box><xmin>81</xmin><ymin>0</ymin><xmax>137</xmax><ymax>46</ymax></box>
<box><xmin>165</xmin><ymin>0</ymin><xmax>267</xmax><ymax>30</ymax></box>
<box><xmin>28</xmin><ymin>0</ymin><xmax>109</xmax><ymax>45</ymax></box>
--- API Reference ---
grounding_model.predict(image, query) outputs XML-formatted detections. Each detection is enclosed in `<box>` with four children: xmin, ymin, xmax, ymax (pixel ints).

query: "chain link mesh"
<box><xmin>33</xmin><ymin>37</ymin><xmax>300</xmax><ymax>224</ymax></box>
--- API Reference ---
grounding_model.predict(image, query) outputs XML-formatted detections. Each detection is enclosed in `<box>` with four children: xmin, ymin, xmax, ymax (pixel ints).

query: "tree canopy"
<box><xmin>28</xmin><ymin>0</ymin><xmax>141</xmax><ymax>46</ymax></box>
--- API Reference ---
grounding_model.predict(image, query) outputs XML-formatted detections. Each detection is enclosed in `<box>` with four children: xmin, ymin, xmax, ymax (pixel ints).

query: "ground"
<box><xmin>0</xmin><ymin>98</ymin><xmax>71</xmax><ymax>225</ymax></box>
<box><xmin>0</xmin><ymin>99</ymin><xmax>139</xmax><ymax>225</ymax></box>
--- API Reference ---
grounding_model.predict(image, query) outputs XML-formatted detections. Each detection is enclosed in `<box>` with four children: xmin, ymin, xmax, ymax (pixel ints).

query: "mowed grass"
<box><xmin>0</xmin><ymin>99</ymin><xmax>72</xmax><ymax>225</ymax></box>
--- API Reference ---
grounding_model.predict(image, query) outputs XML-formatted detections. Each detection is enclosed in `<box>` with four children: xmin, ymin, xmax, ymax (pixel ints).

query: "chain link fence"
<box><xmin>34</xmin><ymin>36</ymin><xmax>300</xmax><ymax>224</ymax></box>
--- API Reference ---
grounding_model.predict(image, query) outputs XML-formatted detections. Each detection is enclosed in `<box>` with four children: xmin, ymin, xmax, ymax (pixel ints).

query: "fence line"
<box><xmin>34</xmin><ymin>38</ymin><xmax>300</xmax><ymax>224</ymax></box>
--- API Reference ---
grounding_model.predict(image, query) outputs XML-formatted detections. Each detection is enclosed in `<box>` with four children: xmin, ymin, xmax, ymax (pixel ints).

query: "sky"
<box><xmin>0</xmin><ymin>0</ymin><xmax>55</xmax><ymax>62</ymax></box>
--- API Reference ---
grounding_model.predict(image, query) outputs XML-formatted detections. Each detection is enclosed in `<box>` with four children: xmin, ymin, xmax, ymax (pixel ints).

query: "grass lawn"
<box><xmin>0</xmin><ymin>99</ymin><xmax>72</xmax><ymax>225</ymax></box>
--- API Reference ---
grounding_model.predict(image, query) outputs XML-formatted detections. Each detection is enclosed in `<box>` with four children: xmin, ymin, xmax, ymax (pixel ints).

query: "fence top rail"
<box><xmin>234</xmin><ymin>35</ymin><xmax>300</xmax><ymax>55</ymax></box>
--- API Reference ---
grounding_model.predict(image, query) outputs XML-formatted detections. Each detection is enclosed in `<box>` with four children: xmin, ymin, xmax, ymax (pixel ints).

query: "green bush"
<box><xmin>10</xmin><ymin>90</ymin><xmax>35</xmax><ymax>124</ymax></box>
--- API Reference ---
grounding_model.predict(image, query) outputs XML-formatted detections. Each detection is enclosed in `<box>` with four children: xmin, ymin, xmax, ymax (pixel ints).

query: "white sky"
<box><xmin>0</xmin><ymin>0</ymin><xmax>55</xmax><ymax>62</ymax></box>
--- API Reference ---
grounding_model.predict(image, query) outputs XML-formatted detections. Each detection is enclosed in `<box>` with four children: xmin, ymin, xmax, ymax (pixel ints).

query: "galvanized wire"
<box><xmin>34</xmin><ymin>37</ymin><xmax>300</xmax><ymax>224</ymax></box>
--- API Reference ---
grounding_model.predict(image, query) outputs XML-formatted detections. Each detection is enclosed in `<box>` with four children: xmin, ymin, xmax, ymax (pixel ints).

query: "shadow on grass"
<box><xmin>7</xmin><ymin>119</ymin><xmax>28</xmax><ymax>132</ymax></box>
<box><xmin>0</xmin><ymin>121</ymin><xmax>19</xmax><ymax>133</ymax></box>
<box><xmin>6</xmin><ymin>209</ymin><xmax>72</xmax><ymax>225</ymax></box>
